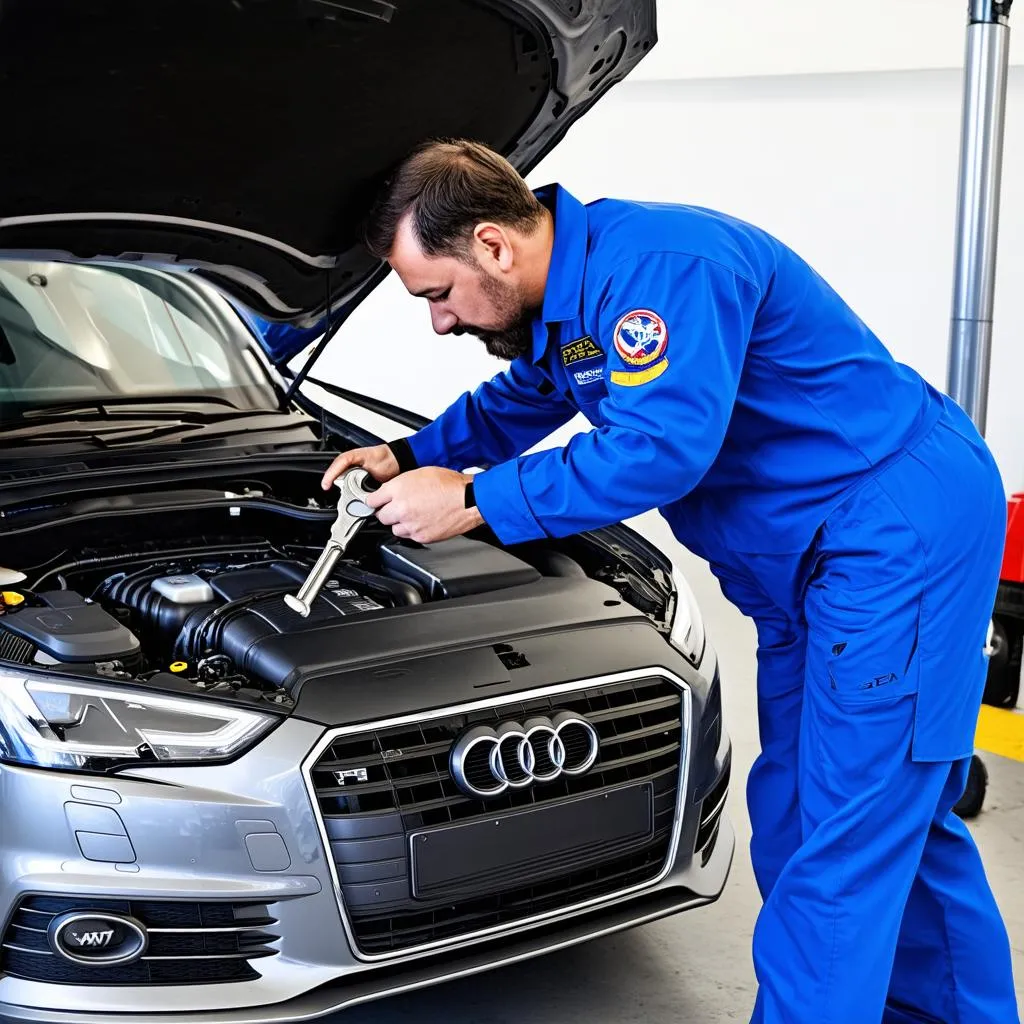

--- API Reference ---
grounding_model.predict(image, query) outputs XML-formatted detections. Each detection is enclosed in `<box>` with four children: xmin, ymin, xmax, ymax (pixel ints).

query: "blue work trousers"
<box><xmin>702</xmin><ymin>413</ymin><xmax>1019</xmax><ymax>1023</ymax></box>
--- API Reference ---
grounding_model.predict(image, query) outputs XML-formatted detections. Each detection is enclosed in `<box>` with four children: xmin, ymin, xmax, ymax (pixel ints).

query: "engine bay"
<box><xmin>0</xmin><ymin>537</ymin><xmax>551</xmax><ymax>707</ymax></box>
<box><xmin>0</xmin><ymin>465</ymin><xmax>678</xmax><ymax>711</ymax></box>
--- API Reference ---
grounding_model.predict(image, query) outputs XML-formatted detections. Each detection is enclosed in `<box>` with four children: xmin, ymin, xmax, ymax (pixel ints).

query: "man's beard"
<box><xmin>456</xmin><ymin>272</ymin><xmax>534</xmax><ymax>361</ymax></box>
<box><xmin>478</xmin><ymin>323</ymin><xmax>533</xmax><ymax>361</ymax></box>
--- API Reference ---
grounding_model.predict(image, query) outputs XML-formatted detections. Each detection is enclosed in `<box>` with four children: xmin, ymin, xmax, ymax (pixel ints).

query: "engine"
<box><xmin>0</xmin><ymin>461</ymin><xmax>681</xmax><ymax>718</ymax></box>
<box><xmin>0</xmin><ymin>537</ymin><xmax>544</xmax><ymax>704</ymax></box>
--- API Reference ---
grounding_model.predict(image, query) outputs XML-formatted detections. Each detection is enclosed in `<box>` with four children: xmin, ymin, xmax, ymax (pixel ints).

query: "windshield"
<box><xmin>0</xmin><ymin>260</ymin><xmax>279</xmax><ymax>420</ymax></box>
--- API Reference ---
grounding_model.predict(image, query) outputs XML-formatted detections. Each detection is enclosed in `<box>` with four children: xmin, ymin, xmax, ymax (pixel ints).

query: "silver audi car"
<box><xmin>0</xmin><ymin>0</ymin><xmax>733</xmax><ymax>1021</ymax></box>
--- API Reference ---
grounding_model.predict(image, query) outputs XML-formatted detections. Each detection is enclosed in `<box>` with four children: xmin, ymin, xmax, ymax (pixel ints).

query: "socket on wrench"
<box><xmin>284</xmin><ymin>468</ymin><xmax>378</xmax><ymax>617</ymax></box>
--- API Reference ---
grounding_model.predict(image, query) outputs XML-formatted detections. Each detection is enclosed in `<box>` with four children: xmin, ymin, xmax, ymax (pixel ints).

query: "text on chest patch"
<box><xmin>561</xmin><ymin>335</ymin><xmax>603</xmax><ymax>366</ymax></box>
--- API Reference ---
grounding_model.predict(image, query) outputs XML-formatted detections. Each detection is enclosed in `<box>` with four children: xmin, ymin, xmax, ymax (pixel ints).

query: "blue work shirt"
<box><xmin>405</xmin><ymin>184</ymin><xmax>945</xmax><ymax>563</ymax></box>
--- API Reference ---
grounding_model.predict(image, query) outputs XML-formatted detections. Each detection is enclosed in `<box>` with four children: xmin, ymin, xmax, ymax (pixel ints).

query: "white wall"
<box><xmin>637</xmin><ymin>1</ymin><xmax>1024</xmax><ymax>81</ymax></box>
<box><xmin>312</xmin><ymin>15</ymin><xmax>1024</xmax><ymax>492</ymax></box>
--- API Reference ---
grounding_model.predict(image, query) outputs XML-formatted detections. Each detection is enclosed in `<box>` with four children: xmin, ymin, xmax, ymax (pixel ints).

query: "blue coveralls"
<box><xmin>398</xmin><ymin>185</ymin><xmax>1019</xmax><ymax>1023</ymax></box>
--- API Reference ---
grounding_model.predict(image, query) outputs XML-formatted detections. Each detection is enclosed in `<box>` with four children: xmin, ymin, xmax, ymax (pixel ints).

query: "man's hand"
<box><xmin>367</xmin><ymin>467</ymin><xmax>484</xmax><ymax>544</ymax></box>
<box><xmin>321</xmin><ymin>444</ymin><xmax>400</xmax><ymax>491</ymax></box>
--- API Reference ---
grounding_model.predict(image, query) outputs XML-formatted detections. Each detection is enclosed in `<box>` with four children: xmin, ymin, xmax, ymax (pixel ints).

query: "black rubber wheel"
<box><xmin>953</xmin><ymin>754</ymin><xmax>988</xmax><ymax>820</ymax></box>
<box><xmin>983</xmin><ymin>617</ymin><xmax>1021</xmax><ymax>708</ymax></box>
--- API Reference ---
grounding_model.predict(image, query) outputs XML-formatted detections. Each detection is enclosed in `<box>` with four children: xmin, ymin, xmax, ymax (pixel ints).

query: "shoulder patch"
<box><xmin>613</xmin><ymin>309</ymin><xmax>668</xmax><ymax>367</ymax></box>
<box><xmin>560</xmin><ymin>335</ymin><xmax>602</xmax><ymax>366</ymax></box>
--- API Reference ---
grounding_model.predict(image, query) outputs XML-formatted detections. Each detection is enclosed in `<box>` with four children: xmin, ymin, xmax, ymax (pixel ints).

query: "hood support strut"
<box><xmin>281</xmin><ymin>321</ymin><xmax>341</xmax><ymax>408</ymax></box>
<box><xmin>281</xmin><ymin>274</ymin><xmax>340</xmax><ymax>408</ymax></box>
<box><xmin>276</xmin><ymin>258</ymin><xmax>395</xmax><ymax>408</ymax></box>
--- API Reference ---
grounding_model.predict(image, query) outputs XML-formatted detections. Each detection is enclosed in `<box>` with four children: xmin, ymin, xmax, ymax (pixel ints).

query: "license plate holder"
<box><xmin>409</xmin><ymin>782</ymin><xmax>654</xmax><ymax>900</ymax></box>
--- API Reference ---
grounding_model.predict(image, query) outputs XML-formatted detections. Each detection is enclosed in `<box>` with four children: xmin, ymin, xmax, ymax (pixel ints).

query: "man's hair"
<box><xmin>362</xmin><ymin>139</ymin><xmax>546</xmax><ymax>261</ymax></box>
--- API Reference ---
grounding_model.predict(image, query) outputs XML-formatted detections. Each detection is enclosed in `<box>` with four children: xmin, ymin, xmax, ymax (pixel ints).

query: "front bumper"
<box><xmin>0</xmin><ymin>663</ymin><xmax>732</xmax><ymax>1024</ymax></box>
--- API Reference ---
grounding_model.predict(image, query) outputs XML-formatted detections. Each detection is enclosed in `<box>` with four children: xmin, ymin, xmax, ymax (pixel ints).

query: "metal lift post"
<box><xmin>947</xmin><ymin>0</ymin><xmax>1013</xmax><ymax>428</ymax></box>
<box><xmin>947</xmin><ymin>0</ymin><xmax>1014</xmax><ymax>817</ymax></box>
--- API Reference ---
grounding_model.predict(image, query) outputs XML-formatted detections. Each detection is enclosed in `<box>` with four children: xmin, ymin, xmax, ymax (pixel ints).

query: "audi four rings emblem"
<box><xmin>449</xmin><ymin>710</ymin><xmax>600</xmax><ymax>798</ymax></box>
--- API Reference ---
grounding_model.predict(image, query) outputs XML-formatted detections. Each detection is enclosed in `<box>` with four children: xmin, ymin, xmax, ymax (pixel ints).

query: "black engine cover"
<box><xmin>107</xmin><ymin>539</ymin><xmax>548</xmax><ymax>687</ymax></box>
<box><xmin>1</xmin><ymin>590</ymin><xmax>140</xmax><ymax>663</ymax></box>
<box><xmin>106</xmin><ymin>561</ymin><xmax>384</xmax><ymax>675</ymax></box>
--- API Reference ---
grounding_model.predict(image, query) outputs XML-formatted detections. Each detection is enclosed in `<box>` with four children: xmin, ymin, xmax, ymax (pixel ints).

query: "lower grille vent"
<box><xmin>0</xmin><ymin>895</ymin><xmax>278</xmax><ymax>985</ymax></box>
<box><xmin>353</xmin><ymin>847</ymin><xmax>667</xmax><ymax>954</ymax></box>
<box><xmin>696</xmin><ymin>761</ymin><xmax>730</xmax><ymax>866</ymax></box>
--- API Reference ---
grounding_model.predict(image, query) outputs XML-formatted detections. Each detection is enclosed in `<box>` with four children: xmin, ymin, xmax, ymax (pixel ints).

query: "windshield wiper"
<box><xmin>14</xmin><ymin>394</ymin><xmax>248</xmax><ymax>423</ymax></box>
<box><xmin>0</xmin><ymin>412</ymin><xmax>315</xmax><ymax>449</ymax></box>
<box><xmin>0</xmin><ymin>419</ymin><xmax>207</xmax><ymax>445</ymax></box>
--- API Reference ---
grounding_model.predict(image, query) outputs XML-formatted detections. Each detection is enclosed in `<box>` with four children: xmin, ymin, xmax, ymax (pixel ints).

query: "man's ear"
<box><xmin>473</xmin><ymin>222</ymin><xmax>515</xmax><ymax>272</ymax></box>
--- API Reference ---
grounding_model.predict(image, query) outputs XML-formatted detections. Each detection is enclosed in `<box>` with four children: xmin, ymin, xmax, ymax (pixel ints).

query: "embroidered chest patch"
<box><xmin>571</xmin><ymin>365</ymin><xmax>605</xmax><ymax>387</ymax></box>
<box><xmin>560</xmin><ymin>335</ymin><xmax>602</xmax><ymax>366</ymax></box>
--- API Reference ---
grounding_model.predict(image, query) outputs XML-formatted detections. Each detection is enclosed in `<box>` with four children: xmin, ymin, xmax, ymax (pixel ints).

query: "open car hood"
<box><xmin>0</xmin><ymin>0</ymin><xmax>656</xmax><ymax>364</ymax></box>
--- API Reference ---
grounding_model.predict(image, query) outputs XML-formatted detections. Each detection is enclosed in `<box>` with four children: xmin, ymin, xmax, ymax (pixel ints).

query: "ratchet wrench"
<box><xmin>284</xmin><ymin>468</ymin><xmax>378</xmax><ymax>617</ymax></box>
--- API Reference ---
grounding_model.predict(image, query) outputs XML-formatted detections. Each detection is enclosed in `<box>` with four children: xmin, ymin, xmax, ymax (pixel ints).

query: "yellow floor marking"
<box><xmin>974</xmin><ymin>704</ymin><xmax>1024</xmax><ymax>762</ymax></box>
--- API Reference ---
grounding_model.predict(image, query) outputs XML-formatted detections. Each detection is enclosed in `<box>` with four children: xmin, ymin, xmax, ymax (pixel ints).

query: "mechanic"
<box><xmin>321</xmin><ymin>140</ymin><xmax>1018</xmax><ymax>1024</ymax></box>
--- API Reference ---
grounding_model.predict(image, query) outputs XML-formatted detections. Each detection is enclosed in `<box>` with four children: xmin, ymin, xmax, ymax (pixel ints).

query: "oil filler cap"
<box><xmin>152</xmin><ymin>574</ymin><xmax>215</xmax><ymax>605</ymax></box>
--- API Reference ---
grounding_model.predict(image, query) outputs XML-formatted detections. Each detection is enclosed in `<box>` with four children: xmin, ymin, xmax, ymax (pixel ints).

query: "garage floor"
<box><xmin>337</xmin><ymin>515</ymin><xmax>1024</xmax><ymax>1023</ymax></box>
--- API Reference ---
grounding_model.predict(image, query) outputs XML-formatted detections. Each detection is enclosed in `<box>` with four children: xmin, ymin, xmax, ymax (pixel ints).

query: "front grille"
<box><xmin>0</xmin><ymin>895</ymin><xmax>279</xmax><ymax>985</ymax></box>
<box><xmin>310</xmin><ymin>675</ymin><xmax>685</xmax><ymax>955</ymax></box>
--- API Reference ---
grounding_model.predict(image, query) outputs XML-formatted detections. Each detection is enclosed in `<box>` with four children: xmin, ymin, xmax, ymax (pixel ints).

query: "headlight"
<box><xmin>0</xmin><ymin>668</ymin><xmax>276</xmax><ymax>772</ymax></box>
<box><xmin>668</xmin><ymin>565</ymin><xmax>706</xmax><ymax>666</ymax></box>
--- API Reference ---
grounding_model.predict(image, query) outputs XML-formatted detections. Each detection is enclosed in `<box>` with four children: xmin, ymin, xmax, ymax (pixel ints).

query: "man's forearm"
<box><xmin>394</xmin><ymin>364</ymin><xmax>578</xmax><ymax>474</ymax></box>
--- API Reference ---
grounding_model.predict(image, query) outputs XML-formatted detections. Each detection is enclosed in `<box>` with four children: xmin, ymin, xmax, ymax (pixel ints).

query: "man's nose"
<box><xmin>429</xmin><ymin>306</ymin><xmax>458</xmax><ymax>335</ymax></box>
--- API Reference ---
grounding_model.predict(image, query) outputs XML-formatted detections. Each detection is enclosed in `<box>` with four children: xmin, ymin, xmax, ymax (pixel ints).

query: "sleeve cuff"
<box><xmin>387</xmin><ymin>437</ymin><xmax>419</xmax><ymax>474</ymax></box>
<box><xmin>404</xmin><ymin>422</ymin><xmax>454</xmax><ymax>469</ymax></box>
<box><xmin>472</xmin><ymin>460</ymin><xmax>547</xmax><ymax>545</ymax></box>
